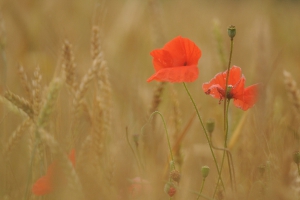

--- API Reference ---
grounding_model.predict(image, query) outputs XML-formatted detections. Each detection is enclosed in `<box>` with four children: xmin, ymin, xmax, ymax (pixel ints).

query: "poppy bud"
<box><xmin>294</xmin><ymin>151</ymin><xmax>300</xmax><ymax>164</ymax></box>
<box><xmin>170</xmin><ymin>170</ymin><xmax>181</xmax><ymax>183</ymax></box>
<box><xmin>164</xmin><ymin>182</ymin><xmax>176</xmax><ymax>197</ymax></box>
<box><xmin>206</xmin><ymin>119</ymin><xmax>215</xmax><ymax>135</ymax></box>
<box><xmin>228</xmin><ymin>25</ymin><xmax>236</xmax><ymax>39</ymax></box>
<box><xmin>201</xmin><ymin>165</ymin><xmax>210</xmax><ymax>178</ymax></box>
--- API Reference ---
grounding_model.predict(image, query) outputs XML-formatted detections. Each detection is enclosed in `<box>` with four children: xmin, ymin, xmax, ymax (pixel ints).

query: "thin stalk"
<box><xmin>142</xmin><ymin>111</ymin><xmax>175</xmax><ymax>170</ymax></box>
<box><xmin>214</xmin><ymin>36</ymin><xmax>235</xmax><ymax>197</ymax></box>
<box><xmin>24</xmin><ymin>129</ymin><xmax>39</xmax><ymax>200</ymax></box>
<box><xmin>297</xmin><ymin>163</ymin><xmax>300</xmax><ymax>176</ymax></box>
<box><xmin>196</xmin><ymin>178</ymin><xmax>206</xmax><ymax>200</ymax></box>
<box><xmin>126</xmin><ymin>127</ymin><xmax>143</xmax><ymax>173</ymax></box>
<box><xmin>183</xmin><ymin>82</ymin><xmax>224</xmax><ymax>190</ymax></box>
<box><xmin>210</xmin><ymin>134</ymin><xmax>236</xmax><ymax>192</ymax></box>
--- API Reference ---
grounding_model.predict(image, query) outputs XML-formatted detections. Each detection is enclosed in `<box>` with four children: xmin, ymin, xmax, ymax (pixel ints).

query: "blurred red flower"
<box><xmin>147</xmin><ymin>36</ymin><xmax>201</xmax><ymax>82</ymax></box>
<box><xmin>128</xmin><ymin>177</ymin><xmax>151</xmax><ymax>197</ymax></box>
<box><xmin>32</xmin><ymin>149</ymin><xmax>76</xmax><ymax>196</ymax></box>
<box><xmin>202</xmin><ymin>66</ymin><xmax>258</xmax><ymax>111</ymax></box>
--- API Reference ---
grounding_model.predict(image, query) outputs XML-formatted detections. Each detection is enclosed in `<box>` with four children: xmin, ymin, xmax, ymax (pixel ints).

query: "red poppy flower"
<box><xmin>32</xmin><ymin>149</ymin><xmax>76</xmax><ymax>196</ymax></box>
<box><xmin>202</xmin><ymin>66</ymin><xmax>258</xmax><ymax>111</ymax></box>
<box><xmin>147</xmin><ymin>36</ymin><xmax>201</xmax><ymax>82</ymax></box>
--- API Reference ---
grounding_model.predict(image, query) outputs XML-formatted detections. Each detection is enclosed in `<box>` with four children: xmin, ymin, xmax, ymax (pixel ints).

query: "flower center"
<box><xmin>226</xmin><ymin>85</ymin><xmax>233</xmax><ymax>99</ymax></box>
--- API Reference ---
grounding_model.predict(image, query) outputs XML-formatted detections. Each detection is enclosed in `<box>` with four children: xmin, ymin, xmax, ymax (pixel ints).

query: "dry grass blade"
<box><xmin>4</xmin><ymin>90</ymin><xmax>34</xmax><ymax>119</ymax></box>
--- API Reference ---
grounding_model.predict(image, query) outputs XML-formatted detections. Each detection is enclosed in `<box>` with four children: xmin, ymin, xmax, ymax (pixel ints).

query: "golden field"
<box><xmin>1</xmin><ymin>0</ymin><xmax>300</xmax><ymax>199</ymax></box>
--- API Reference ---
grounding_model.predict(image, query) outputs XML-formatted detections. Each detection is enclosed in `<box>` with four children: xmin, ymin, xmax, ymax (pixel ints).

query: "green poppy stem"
<box><xmin>196</xmin><ymin>178</ymin><xmax>206</xmax><ymax>200</ymax></box>
<box><xmin>182</xmin><ymin>82</ymin><xmax>224</xmax><ymax>191</ymax></box>
<box><xmin>214</xmin><ymin>32</ymin><xmax>235</xmax><ymax>197</ymax></box>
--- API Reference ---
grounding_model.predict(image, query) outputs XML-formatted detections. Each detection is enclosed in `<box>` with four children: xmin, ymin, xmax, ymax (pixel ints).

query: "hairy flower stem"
<box><xmin>183</xmin><ymin>82</ymin><xmax>224</xmax><ymax>190</ymax></box>
<box><xmin>196</xmin><ymin>178</ymin><xmax>206</xmax><ymax>200</ymax></box>
<box><xmin>214</xmin><ymin>35</ymin><xmax>235</xmax><ymax>197</ymax></box>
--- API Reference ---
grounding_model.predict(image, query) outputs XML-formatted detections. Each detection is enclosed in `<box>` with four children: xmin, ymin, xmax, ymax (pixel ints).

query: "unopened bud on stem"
<box><xmin>228</xmin><ymin>25</ymin><xmax>236</xmax><ymax>39</ymax></box>
<box><xmin>201</xmin><ymin>165</ymin><xmax>210</xmax><ymax>178</ymax></box>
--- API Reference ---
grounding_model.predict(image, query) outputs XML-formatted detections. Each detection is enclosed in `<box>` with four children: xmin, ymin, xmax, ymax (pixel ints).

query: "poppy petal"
<box><xmin>150</xmin><ymin>49</ymin><xmax>173</xmax><ymax>71</ymax></box>
<box><xmin>163</xmin><ymin>36</ymin><xmax>187</xmax><ymax>67</ymax></box>
<box><xmin>202</xmin><ymin>71</ymin><xmax>227</xmax><ymax>99</ymax></box>
<box><xmin>147</xmin><ymin>65</ymin><xmax>198</xmax><ymax>82</ymax></box>
<box><xmin>182</xmin><ymin>37</ymin><xmax>202</xmax><ymax>66</ymax></box>
<box><xmin>231</xmin><ymin>75</ymin><xmax>245</xmax><ymax>99</ymax></box>
<box><xmin>148</xmin><ymin>36</ymin><xmax>201</xmax><ymax>83</ymax></box>
<box><xmin>233</xmin><ymin>84</ymin><xmax>258</xmax><ymax>111</ymax></box>
<box><xmin>32</xmin><ymin>175</ymin><xmax>53</xmax><ymax>195</ymax></box>
<box><xmin>227</xmin><ymin>66</ymin><xmax>242</xmax><ymax>86</ymax></box>
<box><xmin>163</xmin><ymin>36</ymin><xmax>201</xmax><ymax>66</ymax></box>
<box><xmin>202</xmin><ymin>83</ymin><xmax>224</xmax><ymax>99</ymax></box>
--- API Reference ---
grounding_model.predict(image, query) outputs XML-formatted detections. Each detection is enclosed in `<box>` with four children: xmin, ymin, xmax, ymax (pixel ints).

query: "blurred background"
<box><xmin>1</xmin><ymin>0</ymin><xmax>300</xmax><ymax>199</ymax></box>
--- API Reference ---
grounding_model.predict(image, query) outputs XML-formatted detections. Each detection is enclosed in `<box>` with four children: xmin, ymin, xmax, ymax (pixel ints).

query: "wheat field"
<box><xmin>1</xmin><ymin>0</ymin><xmax>300</xmax><ymax>199</ymax></box>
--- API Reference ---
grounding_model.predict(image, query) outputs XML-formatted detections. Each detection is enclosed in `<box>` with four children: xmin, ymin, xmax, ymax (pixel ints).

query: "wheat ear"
<box><xmin>0</xmin><ymin>95</ymin><xmax>28</xmax><ymax>117</ymax></box>
<box><xmin>36</xmin><ymin>78</ymin><xmax>62</xmax><ymax>128</ymax></box>
<box><xmin>148</xmin><ymin>81</ymin><xmax>165</xmax><ymax>116</ymax></box>
<box><xmin>91</xmin><ymin>25</ymin><xmax>112</xmax><ymax>166</ymax></box>
<box><xmin>283</xmin><ymin>70</ymin><xmax>300</xmax><ymax>113</ymax></box>
<box><xmin>2</xmin><ymin>118</ymin><xmax>31</xmax><ymax>158</ymax></box>
<box><xmin>32</xmin><ymin>66</ymin><xmax>42</xmax><ymax>122</ymax></box>
<box><xmin>4</xmin><ymin>90</ymin><xmax>34</xmax><ymax>119</ymax></box>
<box><xmin>62</xmin><ymin>40</ymin><xmax>78</xmax><ymax>94</ymax></box>
<box><xmin>18</xmin><ymin>64</ymin><xmax>32</xmax><ymax>103</ymax></box>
